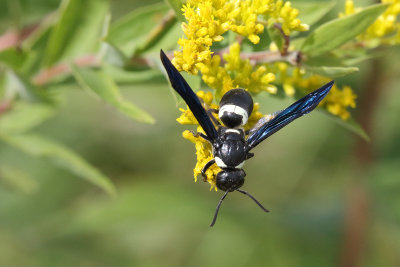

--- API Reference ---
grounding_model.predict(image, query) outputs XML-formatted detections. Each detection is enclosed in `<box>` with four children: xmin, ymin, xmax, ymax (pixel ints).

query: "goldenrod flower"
<box><xmin>340</xmin><ymin>0</ymin><xmax>400</xmax><ymax>46</ymax></box>
<box><xmin>172</xmin><ymin>0</ymin><xmax>308</xmax><ymax>74</ymax></box>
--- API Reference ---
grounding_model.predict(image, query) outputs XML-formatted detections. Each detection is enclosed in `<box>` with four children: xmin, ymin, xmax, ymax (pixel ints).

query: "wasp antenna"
<box><xmin>237</xmin><ymin>189</ymin><xmax>269</xmax><ymax>213</ymax></box>
<box><xmin>210</xmin><ymin>190</ymin><xmax>229</xmax><ymax>227</ymax></box>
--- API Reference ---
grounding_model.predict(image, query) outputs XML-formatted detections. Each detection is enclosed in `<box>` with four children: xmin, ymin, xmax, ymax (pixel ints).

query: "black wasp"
<box><xmin>160</xmin><ymin>50</ymin><xmax>334</xmax><ymax>226</ymax></box>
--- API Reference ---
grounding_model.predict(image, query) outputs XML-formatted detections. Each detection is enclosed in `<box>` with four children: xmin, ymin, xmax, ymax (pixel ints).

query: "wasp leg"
<box><xmin>189</xmin><ymin>131</ymin><xmax>212</xmax><ymax>142</ymax></box>
<box><xmin>201</xmin><ymin>159</ymin><xmax>216</xmax><ymax>182</ymax></box>
<box><xmin>207</xmin><ymin>109</ymin><xmax>220</xmax><ymax>126</ymax></box>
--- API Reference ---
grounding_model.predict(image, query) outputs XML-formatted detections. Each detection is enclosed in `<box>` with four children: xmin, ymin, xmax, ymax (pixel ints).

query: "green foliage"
<box><xmin>164</xmin><ymin>0</ymin><xmax>185</xmax><ymax>22</ymax></box>
<box><xmin>72</xmin><ymin>65</ymin><xmax>155</xmax><ymax>124</ymax></box>
<box><xmin>301</xmin><ymin>3</ymin><xmax>388</xmax><ymax>57</ymax></box>
<box><xmin>0</xmin><ymin>0</ymin><xmax>386</xmax><ymax>193</ymax></box>
<box><xmin>0</xmin><ymin>133</ymin><xmax>116</xmax><ymax>195</ymax></box>
<box><xmin>0</xmin><ymin>102</ymin><xmax>55</xmax><ymax>133</ymax></box>
<box><xmin>0</xmin><ymin>1</ymin><xmax>399</xmax><ymax>266</ymax></box>
<box><xmin>294</xmin><ymin>1</ymin><xmax>336</xmax><ymax>26</ymax></box>
<box><xmin>303</xmin><ymin>66</ymin><xmax>359</xmax><ymax>78</ymax></box>
<box><xmin>44</xmin><ymin>0</ymin><xmax>109</xmax><ymax>66</ymax></box>
<box><xmin>107</xmin><ymin>3</ymin><xmax>170</xmax><ymax>56</ymax></box>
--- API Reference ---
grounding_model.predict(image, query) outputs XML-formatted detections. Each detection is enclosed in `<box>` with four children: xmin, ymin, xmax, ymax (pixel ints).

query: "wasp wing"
<box><xmin>246</xmin><ymin>81</ymin><xmax>334</xmax><ymax>150</ymax></box>
<box><xmin>247</xmin><ymin>111</ymin><xmax>281</xmax><ymax>137</ymax></box>
<box><xmin>160</xmin><ymin>50</ymin><xmax>218</xmax><ymax>142</ymax></box>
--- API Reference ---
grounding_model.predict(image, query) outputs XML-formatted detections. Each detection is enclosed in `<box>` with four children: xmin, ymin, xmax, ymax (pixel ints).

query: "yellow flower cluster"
<box><xmin>172</xmin><ymin>0</ymin><xmax>308</xmax><ymax>74</ymax></box>
<box><xmin>297</xmin><ymin>77</ymin><xmax>357</xmax><ymax>120</ymax></box>
<box><xmin>272</xmin><ymin>62</ymin><xmax>357</xmax><ymax>120</ymax></box>
<box><xmin>177</xmin><ymin>91</ymin><xmax>263</xmax><ymax>189</ymax></box>
<box><xmin>197</xmin><ymin>42</ymin><xmax>277</xmax><ymax>99</ymax></box>
<box><xmin>340</xmin><ymin>0</ymin><xmax>400</xmax><ymax>46</ymax></box>
<box><xmin>339</xmin><ymin>0</ymin><xmax>361</xmax><ymax>17</ymax></box>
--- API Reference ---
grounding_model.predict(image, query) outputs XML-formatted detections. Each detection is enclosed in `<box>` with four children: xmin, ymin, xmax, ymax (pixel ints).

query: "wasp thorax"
<box><xmin>218</xmin><ymin>89</ymin><xmax>254</xmax><ymax>128</ymax></box>
<box><xmin>216</xmin><ymin>169</ymin><xmax>246</xmax><ymax>192</ymax></box>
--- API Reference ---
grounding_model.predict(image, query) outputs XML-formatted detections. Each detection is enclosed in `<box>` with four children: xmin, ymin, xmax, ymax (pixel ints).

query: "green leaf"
<box><xmin>100</xmin><ymin>42</ymin><xmax>128</xmax><ymax>68</ymax></box>
<box><xmin>0</xmin><ymin>102</ymin><xmax>55</xmax><ymax>133</ymax></box>
<box><xmin>0</xmin><ymin>165</ymin><xmax>38</xmax><ymax>194</ymax></box>
<box><xmin>0</xmin><ymin>48</ymin><xmax>28</xmax><ymax>70</ymax></box>
<box><xmin>134</xmin><ymin>14</ymin><xmax>179</xmax><ymax>55</ymax></box>
<box><xmin>164</xmin><ymin>0</ymin><xmax>185</xmax><ymax>22</ymax></box>
<box><xmin>294</xmin><ymin>1</ymin><xmax>336</xmax><ymax>26</ymax></box>
<box><xmin>107</xmin><ymin>3</ymin><xmax>170</xmax><ymax>56</ymax></box>
<box><xmin>304</xmin><ymin>54</ymin><xmax>347</xmax><ymax>67</ymax></box>
<box><xmin>43</xmin><ymin>0</ymin><xmax>109</xmax><ymax>66</ymax></box>
<box><xmin>71</xmin><ymin>65</ymin><xmax>155</xmax><ymax>124</ymax></box>
<box><xmin>104</xmin><ymin>64</ymin><xmax>163</xmax><ymax>84</ymax></box>
<box><xmin>267</xmin><ymin>25</ymin><xmax>284</xmax><ymax>51</ymax></box>
<box><xmin>0</xmin><ymin>133</ymin><xmax>116</xmax><ymax>195</ymax></box>
<box><xmin>323</xmin><ymin>113</ymin><xmax>370</xmax><ymax>142</ymax></box>
<box><xmin>304</xmin><ymin>65</ymin><xmax>359</xmax><ymax>77</ymax></box>
<box><xmin>301</xmin><ymin>3</ymin><xmax>389</xmax><ymax>57</ymax></box>
<box><xmin>4</xmin><ymin>70</ymin><xmax>50</xmax><ymax>102</ymax></box>
<box><xmin>20</xmin><ymin>21</ymin><xmax>53</xmax><ymax>75</ymax></box>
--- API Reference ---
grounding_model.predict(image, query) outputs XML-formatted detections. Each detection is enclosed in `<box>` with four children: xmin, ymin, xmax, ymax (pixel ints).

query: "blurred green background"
<box><xmin>0</xmin><ymin>0</ymin><xmax>400</xmax><ymax>266</ymax></box>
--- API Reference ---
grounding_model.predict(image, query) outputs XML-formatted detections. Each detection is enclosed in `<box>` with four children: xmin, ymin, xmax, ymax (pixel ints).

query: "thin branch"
<box><xmin>238</xmin><ymin>50</ymin><xmax>302</xmax><ymax>66</ymax></box>
<box><xmin>33</xmin><ymin>55</ymin><xmax>101</xmax><ymax>86</ymax></box>
<box><xmin>273</xmin><ymin>23</ymin><xmax>290</xmax><ymax>56</ymax></box>
<box><xmin>0</xmin><ymin>24</ymin><xmax>39</xmax><ymax>51</ymax></box>
<box><xmin>340</xmin><ymin>58</ymin><xmax>385</xmax><ymax>267</ymax></box>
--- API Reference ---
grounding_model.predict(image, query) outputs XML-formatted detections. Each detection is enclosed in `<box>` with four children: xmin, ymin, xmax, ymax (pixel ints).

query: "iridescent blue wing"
<box><xmin>160</xmin><ymin>50</ymin><xmax>218</xmax><ymax>141</ymax></box>
<box><xmin>246</xmin><ymin>81</ymin><xmax>334</xmax><ymax>150</ymax></box>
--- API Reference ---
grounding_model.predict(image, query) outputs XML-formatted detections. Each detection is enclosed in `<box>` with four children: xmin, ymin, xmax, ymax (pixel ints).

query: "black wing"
<box><xmin>160</xmin><ymin>50</ymin><xmax>218</xmax><ymax>142</ymax></box>
<box><xmin>246</xmin><ymin>81</ymin><xmax>334</xmax><ymax>150</ymax></box>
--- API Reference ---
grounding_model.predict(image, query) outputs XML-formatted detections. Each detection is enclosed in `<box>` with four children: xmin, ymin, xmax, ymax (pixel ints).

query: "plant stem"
<box><xmin>340</xmin><ymin>58</ymin><xmax>384</xmax><ymax>267</ymax></box>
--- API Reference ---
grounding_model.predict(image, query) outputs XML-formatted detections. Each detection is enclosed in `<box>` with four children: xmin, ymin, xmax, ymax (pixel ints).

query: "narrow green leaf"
<box><xmin>304</xmin><ymin>54</ymin><xmax>347</xmax><ymax>67</ymax></box>
<box><xmin>71</xmin><ymin>65</ymin><xmax>155</xmax><ymax>124</ymax></box>
<box><xmin>294</xmin><ymin>1</ymin><xmax>336</xmax><ymax>26</ymax></box>
<box><xmin>323</xmin><ymin>113</ymin><xmax>370</xmax><ymax>142</ymax></box>
<box><xmin>304</xmin><ymin>65</ymin><xmax>359</xmax><ymax>77</ymax></box>
<box><xmin>164</xmin><ymin>0</ymin><xmax>185</xmax><ymax>22</ymax></box>
<box><xmin>0</xmin><ymin>48</ymin><xmax>27</xmax><ymax>70</ymax></box>
<box><xmin>135</xmin><ymin>13</ymin><xmax>178</xmax><ymax>55</ymax></box>
<box><xmin>301</xmin><ymin>3</ymin><xmax>389</xmax><ymax>57</ymax></box>
<box><xmin>100</xmin><ymin>42</ymin><xmax>128</xmax><ymax>68</ymax></box>
<box><xmin>107</xmin><ymin>3</ymin><xmax>170</xmax><ymax>55</ymax></box>
<box><xmin>20</xmin><ymin>21</ymin><xmax>53</xmax><ymax>75</ymax></box>
<box><xmin>0</xmin><ymin>165</ymin><xmax>38</xmax><ymax>194</ymax></box>
<box><xmin>0</xmin><ymin>133</ymin><xmax>116</xmax><ymax>195</ymax></box>
<box><xmin>0</xmin><ymin>102</ymin><xmax>55</xmax><ymax>133</ymax></box>
<box><xmin>104</xmin><ymin>64</ymin><xmax>163</xmax><ymax>84</ymax></box>
<box><xmin>44</xmin><ymin>0</ymin><xmax>109</xmax><ymax>66</ymax></box>
<box><xmin>4</xmin><ymin>70</ymin><xmax>50</xmax><ymax>102</ymax></box>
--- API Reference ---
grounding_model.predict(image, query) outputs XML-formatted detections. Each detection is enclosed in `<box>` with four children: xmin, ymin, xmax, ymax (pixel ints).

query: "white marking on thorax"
<box><xmin>218</xmin><ymin>104</ymin><xmax>249</xmax><ymax>125</ymax></box>
<box><xmin>215</xmin><ymin>157</ymin><xmax>227</xmax><ymax>168</ymax></box>
<box><xmin>215</xmin><ymin>157</ymin><xmax>245</xmax><ymax>169</ymax></box>
<box><xmin>225</xmin><ymin>129</ymin><xmax>240</xmax><ymax>134</ymax></box>
<box><xmin>235</xmin><ymin>161</ymin><xmax>245</xmax><ymax>169</ymax></box>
